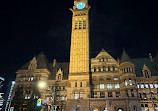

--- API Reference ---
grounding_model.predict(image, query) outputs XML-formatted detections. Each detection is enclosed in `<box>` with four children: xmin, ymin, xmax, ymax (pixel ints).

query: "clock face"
<box><xmin>76</xmin><ymin>3</ymin><xmax>85</xmax><ymax>9</ymax></box>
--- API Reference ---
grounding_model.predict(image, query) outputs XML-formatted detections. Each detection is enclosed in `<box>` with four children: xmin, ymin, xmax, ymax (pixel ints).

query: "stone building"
<box><xmin>12</xmin><ymin>0</ymin><xmax>158</xmax><ymax>111</ymax></box>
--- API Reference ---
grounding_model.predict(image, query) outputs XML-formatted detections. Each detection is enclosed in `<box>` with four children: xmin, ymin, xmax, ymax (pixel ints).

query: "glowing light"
<box><xmin>77</xmin><ymin>3</ymin><xmax>85</xmax><ymax>9</ymax></box>
<box><xmin>38</xmin><ymin>81</ymin><xmax>46</xmax><ymax>88</ymax></box>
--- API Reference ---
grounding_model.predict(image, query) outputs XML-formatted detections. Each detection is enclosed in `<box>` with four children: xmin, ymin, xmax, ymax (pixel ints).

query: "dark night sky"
<box><xmin>0</xmin><ymin>0</ymin><xmax>158</xmax><ymax>83</ymax></box>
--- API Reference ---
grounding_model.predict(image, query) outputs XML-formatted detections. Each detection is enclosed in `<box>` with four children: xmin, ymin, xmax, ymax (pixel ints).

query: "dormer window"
<box><xmin>58</xmin><ymin>74</ymin><xmax>61</xmax><ymax>81</ymax></box>
<box><xmin>56</xmin><ymin>68</ymin><xmax>63</xmax><ymax>81</ymax></box>
<box><xmin>142</xmin><ymin>64</ymin><xmax>151</xmax><ymax>78</ymax></box>
<box><xmin>144</xmin><ymin>70</ymin><xmax>149</xmax><ymax>78</ymax></box>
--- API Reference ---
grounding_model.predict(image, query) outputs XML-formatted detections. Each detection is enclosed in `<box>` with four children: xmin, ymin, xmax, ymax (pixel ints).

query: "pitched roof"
<box><xmin>132</xmin><ymin>58</ymin><xmax>158</xmax><ymax>77</ymax></box>
<box><xmin>120</xmin><ymin>49</ymin><xmax>131</xmax><ymax>63</ymax></box>
<box><xmin>48</xmin><ymin>62</ymin><xmax>69</xmax><ymax>80</ymax></box>
<box><xmin>19</xmin><ymin>52</ymin><xmax>51</xmax><ymax>70</ymax></box>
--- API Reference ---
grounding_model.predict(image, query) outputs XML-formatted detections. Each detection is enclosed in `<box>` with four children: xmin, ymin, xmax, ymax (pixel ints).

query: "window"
<box><xmin>108</xmin><ymin>66</ymin><xmax>111</xmax><ymax>71</ymax></box>
<box><xmin>117</xmin><ymin>108</ymin><xmax>123</xmax><ymax>111</ymax></box>
<box><xmin>129</xmin><ymin>79</ymin><xmax>132</xmax><ymax>85</ymax></box>
<box><xmin>93</xmin><ymin>108</ymin><xmax>99</xmax><ymax>111</ymax></box>
<box><xmin>58</xmin><ymin>74</ymin><xmax>62</xmax><ymax>81</ymax></box>
<box><xmin>100</xmin><ymin>84</ymin><xmax>104</xmax><ymax>89</ymax></box>
<box><xmin>104</xmin><ymin>108</ymin><xmax>107</xmax><ymax>111</ymax></box>
<box><xmin>116</xmin><ymin>92</ymin><xmax>120</xmax><ymax>97</ymax></box>
<box><xmin>75</xmin><ymin>21</ymin><xmax>78</xmax><ymax>29</ymax></box>
<box><xmin>115</xmin><ymin>84</ymin><xmax>120</xmax><ymax>89</ymax></box>
<box><xmin>108</xmin><ymin>92</ymin><xmax>112</xmax><ymax>97</ymax></box>
<box><xmin>113</xmin><ymin>66</ymin><xmax>115</xmax><ymax>71</ymax></box>
<box><xmin>80</xmin><ymin>82</ymin><xmax>82</xmax><ymax>87</ymax></box>
<box><xmin>79</xmin><ymin>92</ymin><xmax>83</xmax><ymax>99</ymax></box>
<box><xmin>150</xmin><ymin>84</ymin><xmax>153</xmax><ymax>88</ymax></box>
<box><xmin>107</xmin><ymin>84</ymin><xmax>112</xmax><ymax>89</ymax></box>
<box><xmin>133</xmin><ymin>106</ymin><xmax>137</xmax><ymax>111</ymax></box>
<box><xmin>145</xmin><ymin>84</ymin><xmax>149</xmax><ymax>88</ymax></box>
<box><xmin>144</xmin><ymin>70</ymin><xmax>149</xmax><ymax>78</ymax></box>
<box><xmin>143</xmin><ymin>93</ymin><xmax>147</xmax><ymax>99</ymax></box>
<box><xmin>79</xmin><ymin>21</ymin><xmax>82</xmax><ymax>29</ymax></box>
<box><xmin>103</xmin><ymin>66</ymin><xmax>106</xmax><ymax>71</ymax></box>
<box><xmin>94</xmin><ymin>67</ymin><xmax>96</xmax><ymax>72</ymax></box>
<box><xmin>75</xmin><ymin>82</ymin><xmax>77</xmax><ymax>87</ymax></box>
<box><xmin>102</xmin><ymin>58</ymin><xmax>105</xmax><ymax>61</ymax></box>
<box><xmin>83</xmin><ymin>20</ymin><xmax>86</xmax><ymax>29</ymax></box>
<box><xmin>114</xmin><ymin>78</ymin><xmax>118</xmax><ymax>80</ymax></box>
<box><xmin>140</xmin><ymin>84</ymin><xmax>144</xmax><ymax>88</ymax></box>
<box><xmin>74</xmin><ymin>92</ymin><xmax>78</xmax><ymax>99</ymax></box>
<box><xmin>125</xmin><ymin>80</ymin><xmax>128</xmax><ymax>86</ymax></box>
<box><xmin>63</xmin><ymin>86</ymin><xmax>65</xmax><ymax>91</ymax></box>
<box><xmin>145</xmin><ymin>104</ymin><xmax>148</xmax><ymax>107</ymax></box>
<box><xmin>61</xmin><ymin>96</ymin><xmax>65</xmax><ymax>100</ymax></box>
<box><xmin>76</xmin><ymin>107</ymin><xmax>80</xmax><ymax>111</ymax></box>
<box><xmin>98</xmin><ymin>67</ymin><xmax>101</xmax><ymax>72</ymax></box>
<box><xmin>137</xmin><ymin>84</ymin><xmax>140</xmax><ymax>88</ymax></box>
<box><xmin>154</xmin><ymin>84</ymin><xmax>158</xmax><ymax>88</ymax></box>
<box><xmin>107</xmin><ymin>78</ymin><xmax>111</xmax><ymax>80</ymax></box>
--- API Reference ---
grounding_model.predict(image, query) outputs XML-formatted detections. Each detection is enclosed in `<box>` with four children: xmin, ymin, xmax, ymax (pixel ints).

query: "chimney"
<box><xmin>53</xmin><ymin>59</ymin><xmax>56</xmax><ymax>67</ymax></box>
<box><xmin>149</xmin><ymin>53</ymin><xmax>153</xmax><ymax>62</ymax></box>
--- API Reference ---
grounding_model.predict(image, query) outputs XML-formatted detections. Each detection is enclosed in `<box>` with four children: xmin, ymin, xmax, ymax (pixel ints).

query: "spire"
<box><xmin>120</xmin><ymin>49</ymin><xmax>131</xmax><ymax>63</ymax></box>
<box><xmin>101</xmin><ymin>48</ymin><xmax>106</xmax><ymax>52</ymax></box>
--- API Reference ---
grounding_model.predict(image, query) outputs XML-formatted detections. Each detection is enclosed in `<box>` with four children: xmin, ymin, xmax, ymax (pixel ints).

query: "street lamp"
<box><xmin>38</xmin><ymin>81</ymin><xmax>56</xmax><ymax>111</ymax></box>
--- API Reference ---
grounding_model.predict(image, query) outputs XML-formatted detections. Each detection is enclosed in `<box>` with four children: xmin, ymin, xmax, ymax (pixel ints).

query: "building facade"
<box><xmin>12</xmin><ymin>0</ymin><xmax>158</xmax><ymax>111</ymax></box>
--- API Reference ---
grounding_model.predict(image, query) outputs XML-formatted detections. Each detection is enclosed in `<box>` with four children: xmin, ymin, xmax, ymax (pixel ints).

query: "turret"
<box><xmin>119</xmin><ymin>49</ymin><xmax>138</xmax><ymax>98</ymax></box>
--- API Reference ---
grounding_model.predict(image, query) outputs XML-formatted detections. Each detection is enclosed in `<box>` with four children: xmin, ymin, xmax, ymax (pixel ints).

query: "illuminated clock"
<box><xmin>76</xmin><ymin>3</ymin><xmax>85</xmax><ymax>9</ymax></box>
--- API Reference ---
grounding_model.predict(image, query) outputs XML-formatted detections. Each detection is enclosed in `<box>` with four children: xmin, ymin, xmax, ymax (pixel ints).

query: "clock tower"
<box><xmin>66</xmin><ymin>0</ymin><xmax>91</xmax><ymax>110</ymax></box>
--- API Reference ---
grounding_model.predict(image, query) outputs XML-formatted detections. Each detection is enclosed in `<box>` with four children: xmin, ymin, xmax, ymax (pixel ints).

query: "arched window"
<box><xmin>74</xmin><ymin>92</ymin><xmax>78</xmax><ymax>99</ymax></box>
<box><xmin>129</xmin><ymin>78</ymin><xmax>132</xmax><ymax>85</ymax></box>
<box><xmin>118</xmin><ymin>108</ymin><xmax>123</xmax><ymax>111</ymax></box>
<box><xmin>104</xmin><ymin>107</ymin><xmax>107</xmax><ymax>111</ymax></box>
<box><xmin>125</xmin><ymin>79</ymin><xmax>128</xmax><ymax>86</ymax></box>
<box><xmin>79</xmin><ymin>92</ymin><xmax>83</xmax><ymax>99</ymax></box>
<box><xmin>93</xmin><ymin>108</ymin><xmax>99</xmax><ymax>111</ymax></box>
<box><xmin>133</xmin><ymin>105</ymin><xmax>137</xmax><ymax>111</ymax></box>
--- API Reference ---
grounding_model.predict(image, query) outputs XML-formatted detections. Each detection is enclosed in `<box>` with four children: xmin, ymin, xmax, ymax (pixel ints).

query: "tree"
<box><xmin>11</xmin><ymin>85</ymin><xmax>24</xmax><ymax>111</ymax></box>
<box><xmin>26</xmin><ymin>83</ymin><xmax>41</xmax><ymax>111</ymax></box>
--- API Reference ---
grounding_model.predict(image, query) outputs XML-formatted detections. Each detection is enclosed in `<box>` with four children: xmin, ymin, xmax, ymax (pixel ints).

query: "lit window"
<box><xmin>114</xmin><ymin>78</ymin><xmax>118</xmax><ymax>80</ymax></box>
<box><xmin>61</xmin><ymin>96</ymin><xmax>65</xmax><ymax>100</ymax></box>
<box><xmin>74</xmin><ymin>92</ymin><xmax>78</xmax><ymax>99</ymax></box>
<box><xmin>140</xmin><ymin>84</ymin><xmax>144</xmax><ymax>88</ymax></box>
<box><xmin>154</xmin><ymin>84</ymin><xmax>158</xmax><ymax>88</ymax></box>
<box><xmin>104</xmin><ymin>108</ymin><xmax>107</xmax><ymax>111</ymax></box>
<box><xmin>107</xmin><ymin>84</ymin><xmax>112</xmax><ymax>89</ymax></box>
<box><xmin>100</xmin><ymin>84</ymin><xmax>104</xmax><ymax>89</ymax></box>
<box><xmin>150</xmin><ymin>84</ymin><xmax>153</xmax><ymax>88</ymax></box>
<box><xmin>79</xmin><ymin>92</ymin><xmax>83</xmax><ymax>99</ymax></box>
<box><xmin>137</xmin><ymin>84</ymin><xmax>140</xmax><ymax>88</ymax></box>
<box><xmin>145</xmin><ymin>84</ymin><xmax>149</xmax><ymax>88</ymax></box>
<box><xmin>118</xmin><ymin>108</ymin><xmax>123</xmax><ymax>111</ymax></box>
<box><xmin>125</xmin><ymin>80</ymin><xmax>128</xmax><ymax>86</ymax></box>
<box><xmin>129</xmin><ymin>79</ymin><xmax>132</xmax><ymax>85</ymax></box>
<box><xmin>115</xmin><ymin>84</ymin><xmax>120</xmax><ymax>89</ymax></box>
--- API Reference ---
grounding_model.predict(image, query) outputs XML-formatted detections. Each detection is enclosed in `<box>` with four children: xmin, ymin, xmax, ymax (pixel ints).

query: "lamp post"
<box><xmin>38</xmin><ymin>81</ymin><xmax>56</xmax><ymax>111</ymax></box>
